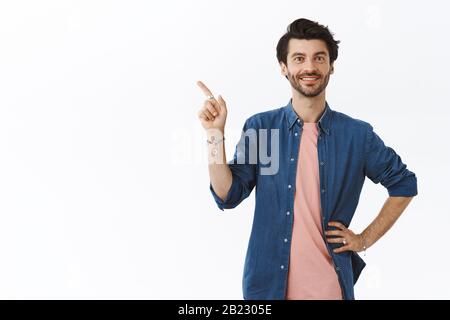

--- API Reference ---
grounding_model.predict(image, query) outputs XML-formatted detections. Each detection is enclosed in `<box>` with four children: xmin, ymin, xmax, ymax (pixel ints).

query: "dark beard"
<box><xmin>287</xmin><ymin>71</ymin><xmax>331</xmax><ymax>97</ymax></box>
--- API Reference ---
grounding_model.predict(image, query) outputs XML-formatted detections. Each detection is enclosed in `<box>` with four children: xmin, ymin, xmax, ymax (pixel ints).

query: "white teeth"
<box><xmin>301</xmin><ymin>77</ymin><xmax>318</xmax><ymax>80</ymax></box>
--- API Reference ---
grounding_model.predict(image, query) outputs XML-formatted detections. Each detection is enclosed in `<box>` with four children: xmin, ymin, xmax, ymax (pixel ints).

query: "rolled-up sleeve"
<box><xmin>210</xmin><ymin>119</ymin><xmax>257</xmax><ymax>211</ymax></box>
<box><xmin>364</xmin><ymin>125</ymin><xmax>418</xmax><ymax>197</ymax></box>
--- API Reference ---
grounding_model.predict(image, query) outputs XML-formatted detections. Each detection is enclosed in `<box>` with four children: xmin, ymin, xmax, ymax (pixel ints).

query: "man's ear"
<box><xmin>280</xmin><ymin>62</ymin><xmax>288</xmax><ymax>76</ymax></box>
<box><xmin>330</xmin><ymin>63</ymin><xmax>334</xmax><ymax>74</ymax></box>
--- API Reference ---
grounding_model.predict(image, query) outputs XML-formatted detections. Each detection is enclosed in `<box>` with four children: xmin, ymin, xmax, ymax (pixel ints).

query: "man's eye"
<box><xmin>316</xmin><ymin>56</ymin><xmax>325</xmax><ymax>62</ymax></box>
<box><xmin>294</xmin><ymin>57</ymin><xmax>304</xmax><ymax>62</ymax></box>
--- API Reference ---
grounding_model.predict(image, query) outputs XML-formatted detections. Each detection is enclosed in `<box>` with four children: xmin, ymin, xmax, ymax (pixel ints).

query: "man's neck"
<box><xmin>291</xmin><ymin>90</ymin><xmax>326</xmax><ymax>123</ymax></box>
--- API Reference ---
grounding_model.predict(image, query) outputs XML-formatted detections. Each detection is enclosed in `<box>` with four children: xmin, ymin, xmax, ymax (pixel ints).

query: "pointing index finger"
<box><xmin>197</xmin><ymin>81</ymin><xmax>222</xmax><ymax>111</ymax></box>
<box><xmin>196</xmin><ymin>80</ymin><xmax>214</xmax><ymax>98</ymax></box>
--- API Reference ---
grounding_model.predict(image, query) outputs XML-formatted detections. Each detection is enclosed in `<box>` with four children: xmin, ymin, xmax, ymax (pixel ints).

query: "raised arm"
<box><xmin>197</xmin><ymin>81</ymin><xmax>231</xmax><ymax>201</ymax></box>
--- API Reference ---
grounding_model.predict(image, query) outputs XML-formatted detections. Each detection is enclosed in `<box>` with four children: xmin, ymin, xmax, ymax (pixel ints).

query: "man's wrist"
<box><xmin>206</xmin><ymin>127</ymin><xmax>225</xmax><ymax>139</ymax></box>
<box><xmin>359</xmin><ymin>233</ymin><xmax>368</xmax><ymax>256</ymax></box>
<box><xmin>207</xmin><ymin>135</ymin><xmax>225</xmax><ymax>146</ymax></box>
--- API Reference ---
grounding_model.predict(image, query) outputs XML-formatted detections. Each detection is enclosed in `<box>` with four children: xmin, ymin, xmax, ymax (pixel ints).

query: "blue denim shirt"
<box><xmin>209</xmin><ymin>99</ymin><xmax>418</xmax><ymax>300</ymax></box>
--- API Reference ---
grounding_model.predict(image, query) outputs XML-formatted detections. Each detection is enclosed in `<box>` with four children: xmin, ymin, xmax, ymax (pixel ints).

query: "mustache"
<box><xmin>297</xmin><ymin>72</ymin><xmax>322</xmax><ymax>78</ymax></box>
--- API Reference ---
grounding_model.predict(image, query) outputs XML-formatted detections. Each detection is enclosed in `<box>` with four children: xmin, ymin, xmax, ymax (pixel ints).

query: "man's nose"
<box><xmin>302</xmin><ymin>58</ymin><xmax>318</xmax><ymax>73</ymax></box>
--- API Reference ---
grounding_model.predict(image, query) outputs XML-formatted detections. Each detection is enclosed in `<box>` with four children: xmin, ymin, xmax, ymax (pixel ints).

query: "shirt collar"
<box><xmin>284</xmin><ymin>98</ymin><xmax>332</xmax><ymax>135</ymax></box>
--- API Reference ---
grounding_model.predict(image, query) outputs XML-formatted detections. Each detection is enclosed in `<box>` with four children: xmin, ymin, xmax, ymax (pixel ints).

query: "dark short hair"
<box><xmin>276</xmin><ymin>18</ymin><xmax>340</xmax><ymax>66</ymax></box>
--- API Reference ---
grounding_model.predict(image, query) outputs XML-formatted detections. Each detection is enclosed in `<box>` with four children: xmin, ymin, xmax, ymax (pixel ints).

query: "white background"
<box><xmin>0</xmin><ymin>0</ymin><xmax>449</xmax><ymax>299</ymax></box>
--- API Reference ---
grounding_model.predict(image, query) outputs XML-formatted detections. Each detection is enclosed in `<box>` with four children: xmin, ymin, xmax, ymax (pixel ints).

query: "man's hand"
<box><xmin>325</xmin><ymin>197</ymin><xmax>414</xmax><ymax>254</ymax></box>
<box><xmin>196</xmin><ymin>81</ymin><xmax>227</xmax><ymax>133</ymax></box>
<box><xmin>325</xmin><ymin>221</ymin><xmax>366</xmax><ymax>253</ymax></box>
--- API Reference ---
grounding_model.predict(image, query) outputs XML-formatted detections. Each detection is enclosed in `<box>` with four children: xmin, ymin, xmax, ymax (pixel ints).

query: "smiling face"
<box><xmin>281</xmin><ymin>38</ymin><xmax>334</xmax><ymax>97</ymax></box>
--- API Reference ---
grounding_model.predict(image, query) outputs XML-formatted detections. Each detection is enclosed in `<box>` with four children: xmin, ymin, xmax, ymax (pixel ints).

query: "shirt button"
<box><xmin>297</xmin><ymin>119</ymin><xmax>300</xmax><ymax>123</ymax></box>
<box><xmin>294</xmin><ymin>132</ymin><xmax>298</xmax><ymax>136</ymax></box>
<box><xmin>288</xmin><ymin>184</ymin><xmax>292</xmax><ymax>189</ymax></box>
<box><xmin>284</xmin><ymin>238</ymin><xmax>288</xmax><ymax>243</ymax></box>
<box><xmin>286</xmin><ymin>211</ymin><xmax>290</xmax><ymax>215</ymax></box>
<box><xmin>291</xmin><ymin>158</ymin><xmax>294</xmax><ymax>161</ymax></box>
<box><xmin>281</xmin><ymin>265</ymin><xmax>285</xmax><ymax>269</ymax></box>
<box><xmin>336</xmin><ymin>267</ymin><xmax>341</xmax><ymax>271</ymax></box>
<box><xmin>321</xmin><ymin>188</ymin><xmax>325</xmax><ymax>193</ymax></box>
<box><xmin>320</xmin><ymin>161</ymin><xmax>324</xmax><ymax>166</ymax></box>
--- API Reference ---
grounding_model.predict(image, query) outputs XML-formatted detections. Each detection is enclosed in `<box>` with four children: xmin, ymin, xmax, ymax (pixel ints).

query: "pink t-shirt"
<box><xmin>285</xmin><ymin>122</ymin><xmax>342</xmax><ymax>300</ymax></box>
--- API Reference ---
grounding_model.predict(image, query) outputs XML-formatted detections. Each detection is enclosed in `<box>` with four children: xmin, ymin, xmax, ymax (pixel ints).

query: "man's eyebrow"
<box><xmin>291</xmin><ymin>51</ymin><xmax>328</xmax><ymax>57</ymax></box>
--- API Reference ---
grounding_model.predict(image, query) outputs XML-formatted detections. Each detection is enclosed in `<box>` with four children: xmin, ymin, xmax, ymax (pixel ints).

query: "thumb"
<box><xmin>217</xmin><ymin>95</ymin><xmax>227</xmax><ymax>111</ymax></box>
